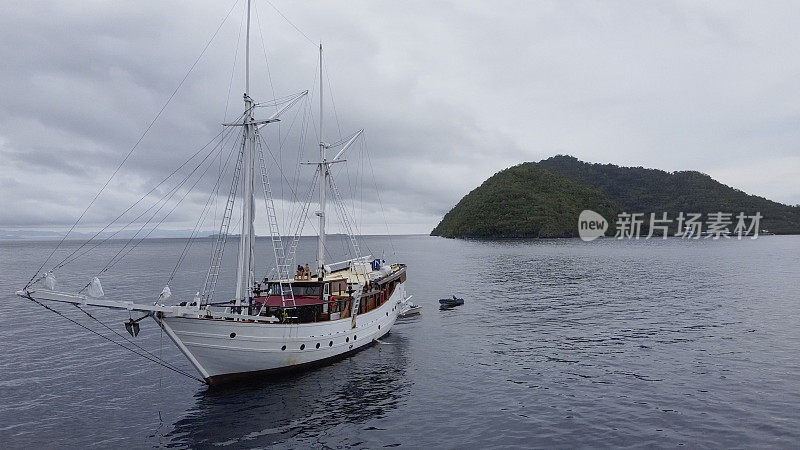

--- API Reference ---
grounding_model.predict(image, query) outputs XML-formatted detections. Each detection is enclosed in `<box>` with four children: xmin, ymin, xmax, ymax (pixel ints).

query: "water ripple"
<box><xmin>1</xmin><ymin>236</ymin><xmax>800</xmax><ymax>447</ymax></box>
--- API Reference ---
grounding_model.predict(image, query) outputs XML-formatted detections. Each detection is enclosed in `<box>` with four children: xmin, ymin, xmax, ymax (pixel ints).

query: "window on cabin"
<box><xmin>327</xmin><ymin>280</ymin><xmax>346</xmax><ymax>295</ymax></box>
<box><xmin>267</xmin><ymin>284</ymin><xmax>322</xmax><ymax>297</ymax></box>
<box><xmin>293</xmin><ymin>285</ymin><xmax>322</xmax><ymax>296</ymax></box>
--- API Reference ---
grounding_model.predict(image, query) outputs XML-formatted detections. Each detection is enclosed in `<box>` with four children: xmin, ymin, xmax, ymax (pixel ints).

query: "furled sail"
<box><xmin>43</xmin><ymin>272</ymin><xmax>56</xmax><ymax>290</ymax></box>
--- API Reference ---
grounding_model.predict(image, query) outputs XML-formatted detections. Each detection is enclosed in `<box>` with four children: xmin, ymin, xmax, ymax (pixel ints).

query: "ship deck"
<box><xmin>274</xmin><ymin>263</ymin><xmax>406</xmax><ymax>285</ymax></box>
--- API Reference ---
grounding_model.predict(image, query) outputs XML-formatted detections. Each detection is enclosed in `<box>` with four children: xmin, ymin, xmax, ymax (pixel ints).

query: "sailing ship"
<box><xmin>15</xmin><ymin>0</ymin><xmax>410</xmax><ymax>385</ymax></box>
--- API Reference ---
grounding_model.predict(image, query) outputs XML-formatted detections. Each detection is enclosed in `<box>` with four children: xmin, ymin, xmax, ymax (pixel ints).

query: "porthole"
<box><xmin>281</xmin><ymin>345</ymin><xmax>286</xmax><ymax>351</ymax></box>
<box><xmin>316</xmin><ymin>343</ymin><xmax>320</xmax><ymax>349</ymax></box>
<box><xmin>329</xmin><ymin>341</ymin><xmax>333</xmax><ymax>347</ymax></box>
<box><xmin>229</xmin><ymin>332</ymin><xmax>236</xmax><ymax>338</ymax></box>
<box><xmin>346</xmin><ymin>337</ymin><xmax>350</xmax><ymax>343</ymax></box>
<box><xmin>378</xmin><ymin>325</ymin><xmax>381</xmax><ymax>330</ymax></box>
<box><xmin>354</xmin><ymin>335</ymin><xmax>357</xmax><ymax>340</ymax></box>
<box><xmin>300</xmin><ymin>344</ymin><xmax>305</xmax><ymax>350</ymax></box>
<box><xmin>386</xmin><ymin>312</ymin><xmax>389</xmax><ymax>316</ymax></box>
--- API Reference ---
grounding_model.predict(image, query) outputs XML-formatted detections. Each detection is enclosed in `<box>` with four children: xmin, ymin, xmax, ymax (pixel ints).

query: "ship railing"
<box><xmin>18</xmin><ymin>289</ymin><xmax>281</xmax><ymax>323</ymax></box>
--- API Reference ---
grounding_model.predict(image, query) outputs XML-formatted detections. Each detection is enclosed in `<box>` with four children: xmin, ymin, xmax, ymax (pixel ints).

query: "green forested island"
<box><xmin>431</xmin><ymin>155</ymin><xmax>800</xmax><ymax>238</ymax></box>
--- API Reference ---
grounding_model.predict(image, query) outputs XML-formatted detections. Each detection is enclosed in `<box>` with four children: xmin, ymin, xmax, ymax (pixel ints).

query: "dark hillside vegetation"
<box><xmin>538</xmin><ymin>155</ymin><xmax>800</xmax><ymax>234</ymax></box>
<box><xmin>432</xmin><ymin>155</ymin><xmax>800</xmax><ymax>238</ymax></box>
<box><xmin>430</xmin><ymin>163</ymin><xmax>620</xmax><ymax>238</ymax></box>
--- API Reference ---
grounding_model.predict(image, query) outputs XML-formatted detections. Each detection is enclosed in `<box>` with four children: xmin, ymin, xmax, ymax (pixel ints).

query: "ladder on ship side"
<box><xmin>200</xmin><ymin>133</ymin><xmax>245</xmax><ymax>305</ymax></box>
<box><xmin>255</xmin><ymin>138</ymin><xmax>296</xmax><ymax>315</ymax></box>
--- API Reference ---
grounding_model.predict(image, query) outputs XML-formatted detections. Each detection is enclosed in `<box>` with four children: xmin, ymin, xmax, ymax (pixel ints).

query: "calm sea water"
<box><xmin>1</xmin><ymin>235</ymin><xmax>799</xmax><ymax>448</ymax></box>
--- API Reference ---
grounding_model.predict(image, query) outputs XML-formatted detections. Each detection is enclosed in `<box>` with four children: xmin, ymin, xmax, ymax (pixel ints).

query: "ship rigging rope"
<box><xmin>366</xmin><ymin>135</ymin><xmax>398</xmax><ymax>258</ymax></box>
<box><xmin>23</xmin><ymin>295</ymin><xmax>204</xmax><ymax>383</ymax></box>
<box><xmin>329</xmin><ymin>134</ymin><xmax>396</xmax><ymax>258</ymax></box>
<box><xmin>84</xmin><ymin>129</ymin><xmax>244</xmax><ymax>288</ymax></box>
<box><xmin>326</xmin><ymin>130</ymin><xmax>362</xmax><ymax>150</ymax></box>
<box><xmin>72</xmin><ymin>304</ymin><xmax>194</xmax><ymax>380</ymax></box>
<box><xmin>211</xmin><ymin>3</ymin><xmax>245</xmax><ymax>285</ymax></box>
<box><xmin>328</xmin><ymin>157</ymin><xmax>373</xmax><ymax>259</ymax></box>
<box><xmin>200</xmin><ymin>128</ymin><xmax>247</xmax><ymax>304</ymax></box>
<box><xmin>67</xmin><ymin>126</ymin><xmax>239</xmax><ymax>290</ymax></box>
<box><xmin>254</xmin><ymin>93</ymin><xmax>307</xmax><ymax>108</ymax></box>
<box><xmin>263</xmin><ymin>0</ymin><xmax>317</xmax><ymax>47</ymax></box>
<box><xmin>168</xmin><ymin>128</ymin><xmax>243</xmax><ymax>285</ymax></box>
<box><xmin>276</xmin><ymin>95</ymin><xmax>309</xmax><ymax>233</ymax></box>
<box><xmin>260</xmin><ymin>0</ymin><xmax>318</xmax><ymax>239</ymax></box>
<box><xmin>328</xmin><ymin>172</ymin><xmax>374</xmax><ymax>260</ymax></box>
<box><xmin>257</xmin><ymin>133</ymin><xmax>325</xmax><ymax>239</ymax></box>
<box><xmin>26</xmin><ymin>0</ymin><xmax>241</xmax><ymax>290</ymax></box>
<box><xmin>289</xmin><ymin>97</ymin><xmax>311</xmax><ymax>229</ymax></box>
<box><xmin>262</xmin><ymin>137</ymin><xmax>365</xmax><ymax>269</ymax></box>
<box><xmin>306</xmin><ymin>63</ymin><xmax>321</xmax><ymax>150</ymax></box>
<box><xmin>325</xmin><ymin>60</ymin><xmax>344</xmax><ymax>140</ymax></box>
<box><xmin>257</xmin><ymin>134</ymin><xmax>339</xmax><ymax>266</ymax></box>
<box><xmin>223</xmin><ymin>2</ymin><xmax>246</xmax><ymax>122</ymax></box>
<box><xmin>254</xmin><ymin>0</ymin><xmax>284</xmax><ymax>226</ymax></box>
<box><xmin>328</xmin><ymin>177</ymin><xmax>358</xmax><ymax>261</ymax></box>
<box><xmin>61</xmin><ymin>124</ymin><xmax>240</xmax><ymax>273</ymax></box>
<box><xmin>30</xmin><ymin>114</ymin><xmax>244</xmax><ymax>290</ymax></box>
<box><xmin>337</xmin><ymin>137</ymin><xmax>359</xmax><ymax>232</ymax></box>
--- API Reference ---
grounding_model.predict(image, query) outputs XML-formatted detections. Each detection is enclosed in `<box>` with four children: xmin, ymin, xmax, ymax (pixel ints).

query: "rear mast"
<box><xmin>316</xmin><ymin>44</ymin><xmax>327</xmax><ymax>281</ymax></box>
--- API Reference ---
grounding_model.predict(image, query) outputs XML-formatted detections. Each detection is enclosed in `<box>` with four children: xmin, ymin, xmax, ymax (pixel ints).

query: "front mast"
<box><xmin>234</xmin><ymin>0</ymin><xmax>256</xmax><ymax>309</ymax></box>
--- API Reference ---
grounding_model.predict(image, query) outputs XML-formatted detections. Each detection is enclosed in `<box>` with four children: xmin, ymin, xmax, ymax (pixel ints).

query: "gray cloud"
<box><xmin>2</xmin><ymin>0</ymin><xmax>799</xmax><ymax>237</ymax></box>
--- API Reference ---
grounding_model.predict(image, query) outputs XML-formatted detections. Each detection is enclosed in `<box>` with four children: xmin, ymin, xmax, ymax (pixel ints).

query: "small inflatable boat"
<box><xmin>439</xmin><ymin>295</ymin><xmax>464</xmax><ymax>309</ymax></box>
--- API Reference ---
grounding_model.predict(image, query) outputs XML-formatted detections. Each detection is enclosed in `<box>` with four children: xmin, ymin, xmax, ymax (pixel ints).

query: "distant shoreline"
<box><xmin>430</xmin><ymin>233</ymin><xmax>795</xmax><ymax>241</ymax></box>
<box><xmin>0</xmin><ymin>233</ymin><xmax>430</xmax><ymax>242</ymax></box>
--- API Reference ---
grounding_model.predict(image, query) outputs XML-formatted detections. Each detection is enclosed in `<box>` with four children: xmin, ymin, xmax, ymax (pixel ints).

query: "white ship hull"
<box><xmin>158</xmin><ymin>283</ymin><xmax>406</xmax><ymax>384</ymax></box>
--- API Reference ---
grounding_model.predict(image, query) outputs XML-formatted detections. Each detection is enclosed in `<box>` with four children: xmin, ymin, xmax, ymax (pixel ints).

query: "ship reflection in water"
<box><xmin>166</xmin><ymin>335</ymin><xmax>410</xmax><ymax>448</ymax></box>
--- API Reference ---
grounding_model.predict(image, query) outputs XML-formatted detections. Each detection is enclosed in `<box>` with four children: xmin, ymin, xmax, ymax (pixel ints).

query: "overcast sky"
<box><xmin>2</xmin><ymin>0</ymin><xmax>799</xmax><ymax>236</ymax></box>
